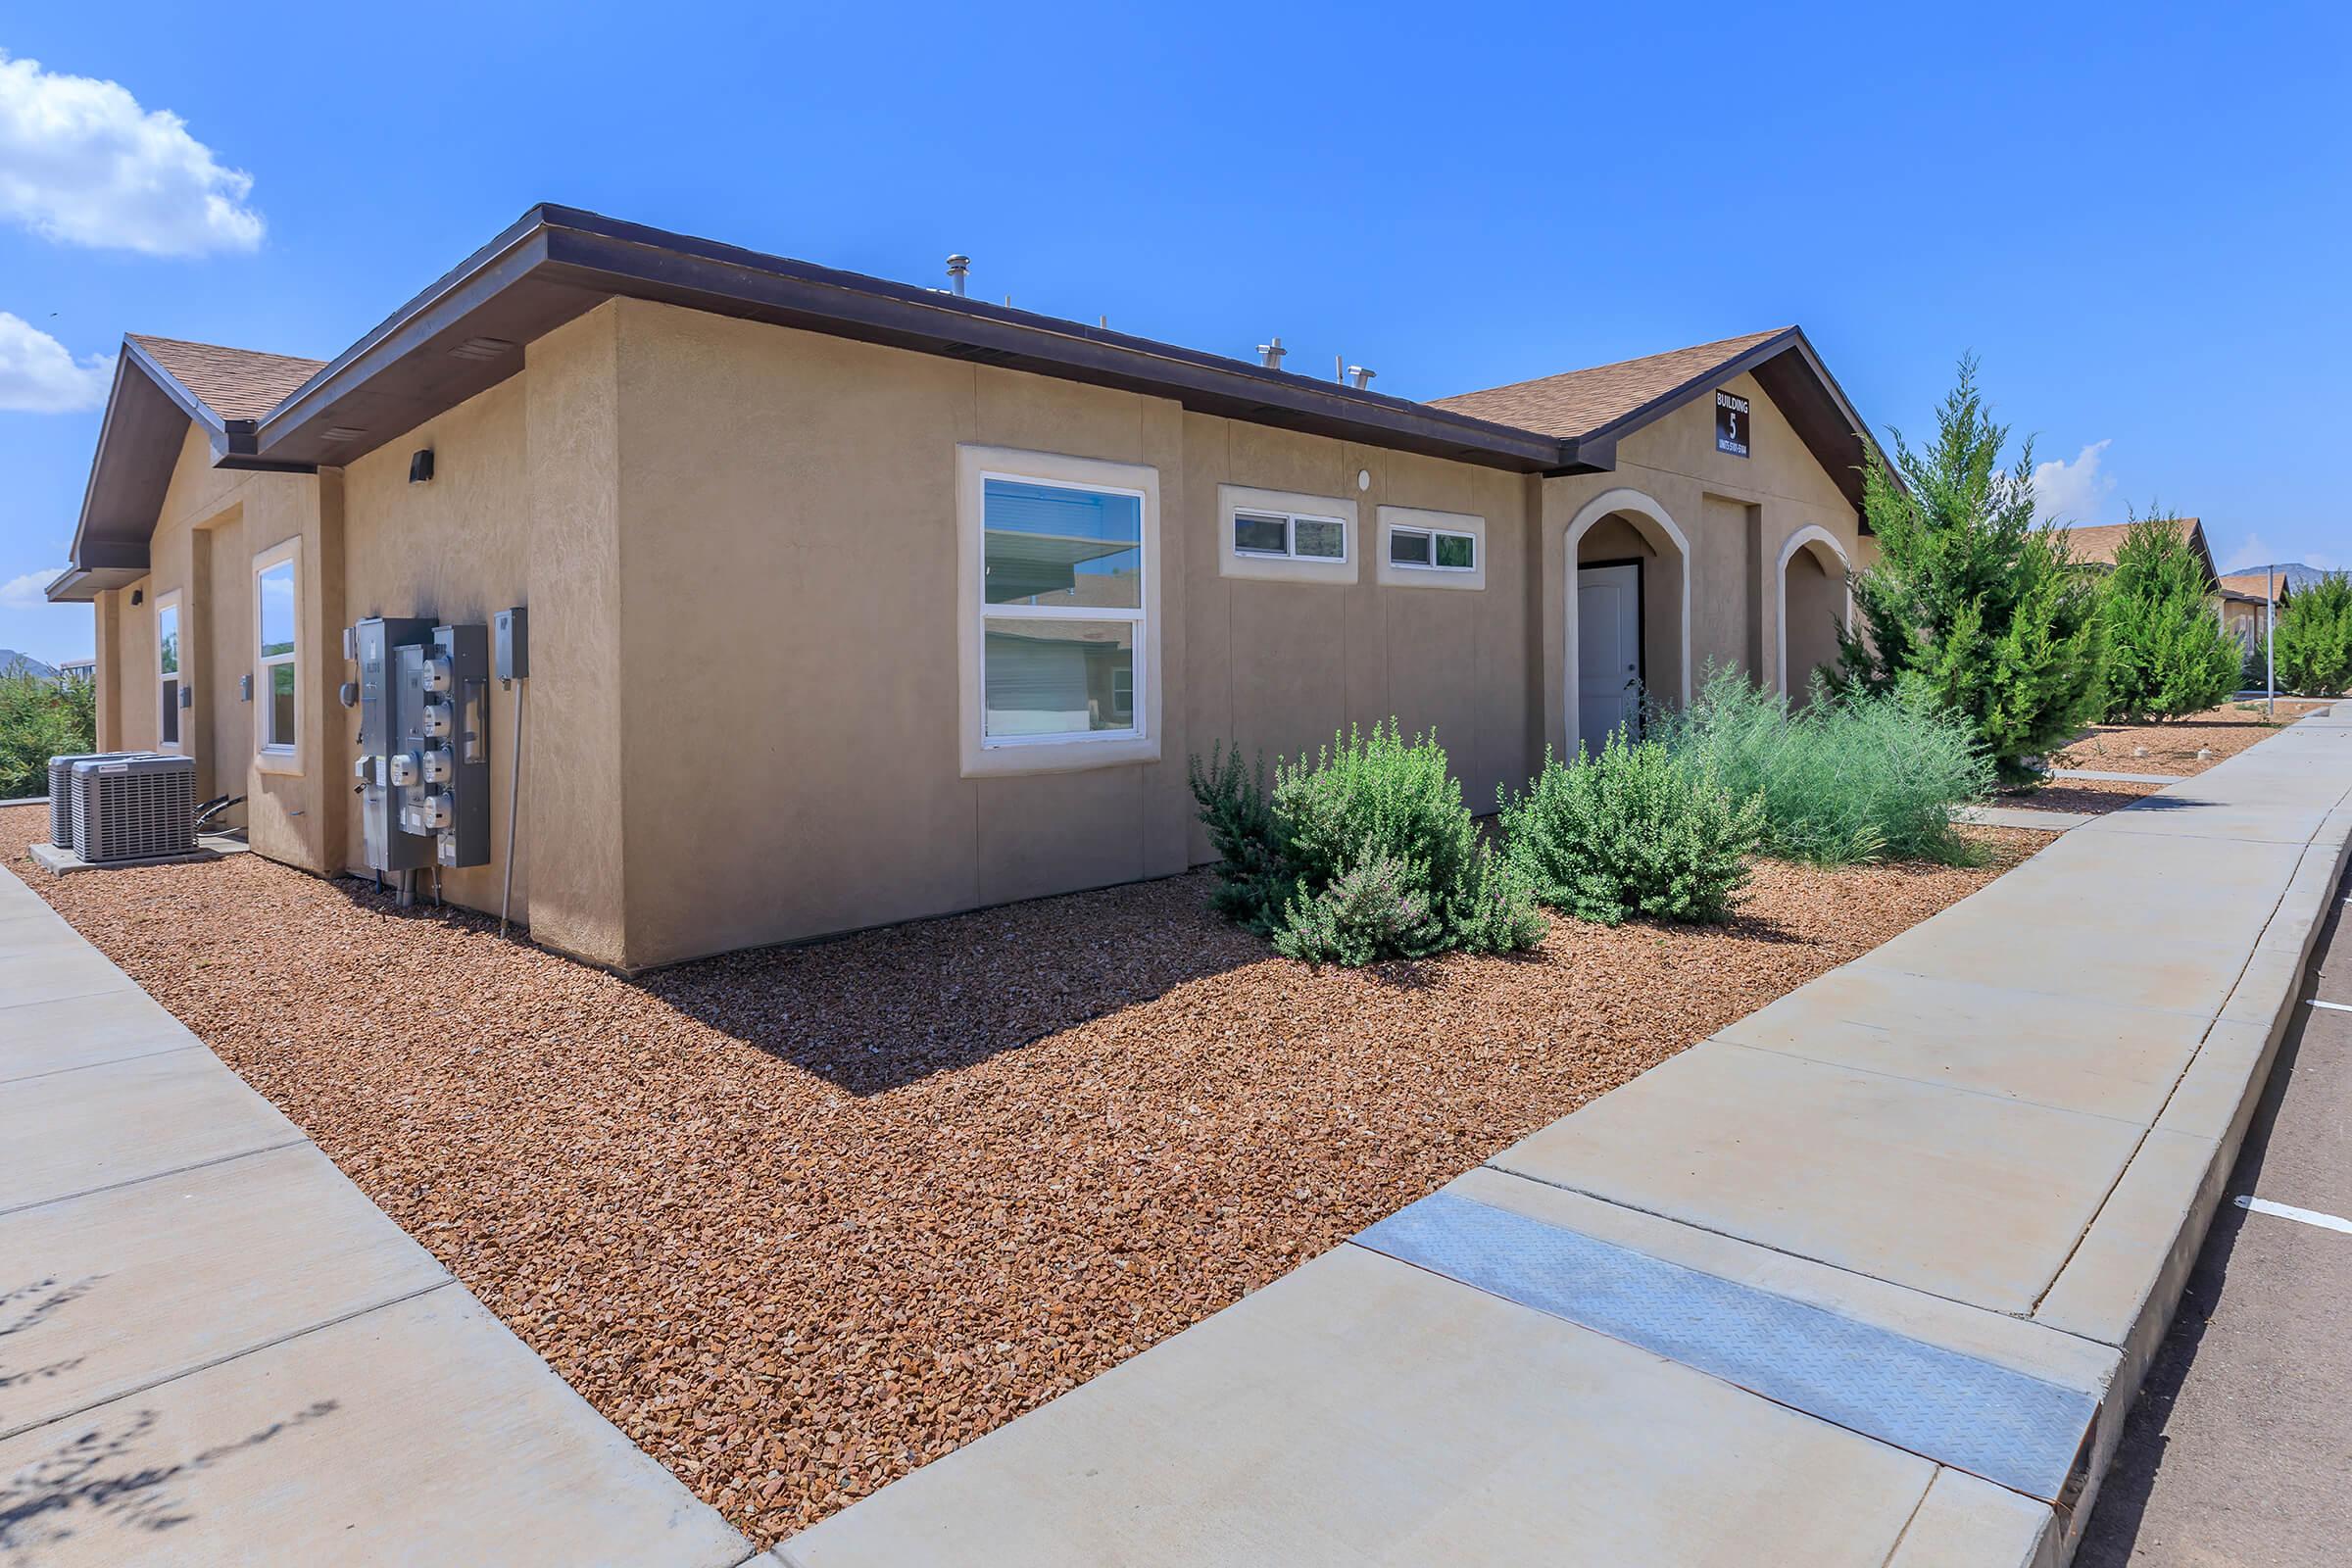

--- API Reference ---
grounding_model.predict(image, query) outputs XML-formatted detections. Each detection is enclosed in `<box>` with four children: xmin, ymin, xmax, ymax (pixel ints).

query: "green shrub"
<box><xmin>0</xmin><ymin>671</ymin><xmax>96</xmax><ymax>799</ymax></box>
<box><xmin>2275</xmin><ymin>573</ymin><xmax>2352</xmax><ymax>695</ymax></box>
<box><xmin>2098</xmin><ymin>509</ymin><xmax>2243</xmax><ymax>721</ymax></box>
<box><xmin>1186</xmin><ymin>742</ymin><xmax>1294</xmax><ymax>933</ymax></box>
<box><xmin>1189</xmin><ymin>719</ymin><xmax>1544</xmax><ymax>965</ymax></box>
<box><xmin>1653</xmin><ymin>666</ymin><xmax>1993</xmax><ymax>865</ymax></box>
<box><xmin>1497</xmin><ymin>731</ymin><xmax>1764</xmax><ymax>925</ymax></box>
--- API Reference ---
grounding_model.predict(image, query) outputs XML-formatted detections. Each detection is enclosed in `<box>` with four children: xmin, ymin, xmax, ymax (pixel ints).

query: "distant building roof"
<box><xmin>2060</xmin><ymin>516</ymin><xmax>2218</xmax><ymax>588</ymax></box>
<box><xmin>2218</xmin><ymin>569</ymin><xmax>2292</xmax><ymax>605</ymax></box>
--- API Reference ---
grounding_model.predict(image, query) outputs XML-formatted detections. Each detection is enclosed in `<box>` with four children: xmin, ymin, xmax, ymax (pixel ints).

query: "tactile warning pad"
<box><xmin>1352</xmin><ymin>1190</ymin><xmax>2096</xmax><ymax>1502</ymax></box>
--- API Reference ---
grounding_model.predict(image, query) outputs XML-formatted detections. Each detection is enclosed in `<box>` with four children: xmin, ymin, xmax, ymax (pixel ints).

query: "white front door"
<box><xmin>1577</xmin><ymin>563</ymin><xmax>1642</xmax><ymax>753</ymax></box>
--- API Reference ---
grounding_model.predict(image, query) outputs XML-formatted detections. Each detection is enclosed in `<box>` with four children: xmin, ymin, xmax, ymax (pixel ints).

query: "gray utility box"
<box><xmin>71</xmin><ymin>754</ymin><xmax>196</xmax><ymax>863</ymax></box>
<box><xmin>352</xmin><ymin>616</ymin><xmax>437</xmax><ymax>872</ymax></box>
<box><xmin>393</xmin><ymin>623</ymin><xmax>491</xmax><ymax>869</ymax></box>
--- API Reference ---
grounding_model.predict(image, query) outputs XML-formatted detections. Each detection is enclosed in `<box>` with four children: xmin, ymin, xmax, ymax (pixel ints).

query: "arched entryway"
<box><xmin>1565</xmin><ymin>488</ymin><xmax>1690</xmax><ymax>756</ymax></box>
<box><xmin>1776</xmin><ymin>524</ymin><xmax>1852</xmax><ymax>701</ymax></box>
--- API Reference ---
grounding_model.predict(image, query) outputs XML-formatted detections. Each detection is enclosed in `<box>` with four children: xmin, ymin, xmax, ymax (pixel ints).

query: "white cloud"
<box><xmin>0</xmin><ymin>50</ymin><xmax>263</xmax><ymax>255</ymax></box>
<box><xmin>0</xmin><ymin>313</ymin><xmax>113</xmax><ymax>412</ymax></box>
<box><xmin>2032</xmin><ymin>439</ymin><xmax>2115</xmax><ymax>526</ymax></box>
<box><xmin>0</xmin><ymin>566</ymin><xmax>68</xmax><ymax>608</ymax></box>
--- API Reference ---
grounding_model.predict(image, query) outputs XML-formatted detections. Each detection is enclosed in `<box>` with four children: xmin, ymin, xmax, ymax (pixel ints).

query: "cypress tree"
<box><xmin>2099</xmin><ymin>508</ymin><xmax>2241</xmax><ymax>721</ymax></box>
<box><xmin>1835</xmin><ymin>356</ymin><xmax>2107</xmax><ymax>784</ymax></box>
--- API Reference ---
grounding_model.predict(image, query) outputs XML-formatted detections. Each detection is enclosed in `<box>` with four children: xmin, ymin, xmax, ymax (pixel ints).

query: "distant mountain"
<box><xmin>2230</xmin><ymin>563</ymin><xmax>2333</xmax><ymax>592</ymax></box>
<box><xmin>0</xmin><ymin>650</ymin><xmax>59</xmax><ymax>680</ymax></box>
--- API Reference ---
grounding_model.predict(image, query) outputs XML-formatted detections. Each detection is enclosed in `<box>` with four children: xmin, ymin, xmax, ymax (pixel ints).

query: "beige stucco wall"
<box><xmin>603</xmin><ymin>298</ymin><xmax>1534</xmax><ymax>967</ymax></box>
<box><xmin>87</xmin><ymin>424</ymin><xmax>342</xmax><ymax>871</ymax></box>
<box><xmin>1539</xmin><ymin>369</ymin><xmax>1864</xmax><ymax>757</ymax></box>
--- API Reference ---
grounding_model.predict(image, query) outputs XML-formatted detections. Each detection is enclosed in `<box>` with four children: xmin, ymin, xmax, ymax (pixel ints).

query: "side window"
<box><xmin>256</xmin><ymin>557</ymin><xmax>296</xmax><ymax>752</ymax></box>
<box><xmin>156</xmin><ymin>592</ymin><xmax>181</xmax><ymax>749</ymax></box>
<box><xmin>956</xmin><ymin>444</ymin><xmax>1162</xmax><ymax>779</ymax></box>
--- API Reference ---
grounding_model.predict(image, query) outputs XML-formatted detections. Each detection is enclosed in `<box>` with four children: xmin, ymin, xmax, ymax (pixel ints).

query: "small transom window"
<box><xmin>1233</xmin><ymin>509</ymin><xmax>1348</xmax><ymax>563</ymax></box>
<box><xmin>1389</xmin><ymin>526</ymin><xmax>1476</xmax><ymax>571</ymax></box>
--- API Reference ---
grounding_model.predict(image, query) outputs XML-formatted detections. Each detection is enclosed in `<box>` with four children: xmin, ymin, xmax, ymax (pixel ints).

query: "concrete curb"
<box><xmin>2054</xmin><ymin>771</ymin><xmax>2352</xmax><ymax>1560</ymax></box>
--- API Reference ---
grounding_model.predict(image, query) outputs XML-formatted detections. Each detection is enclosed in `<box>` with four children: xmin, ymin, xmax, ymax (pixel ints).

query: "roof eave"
<box><xmin>249</xmin><ymin>205</ymin><xmax>1570</xmax><ymax>475</ymax></box>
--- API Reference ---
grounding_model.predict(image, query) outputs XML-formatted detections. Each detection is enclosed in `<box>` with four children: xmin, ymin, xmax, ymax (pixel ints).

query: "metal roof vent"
<box><xmin>1257</xmin><ymin>337</ymin><xmax>1287</xmax><ymax>370</ymax></box>
<box><xmin>1348</xmin><ymin>365</ymin><xmax>1377</xmax><ymax>390</ymax></box>
<box><xmin>946</xmin><ymin>255</ymin><xmax>970</xmax><ymax>296</ymax></box>
<box><xmin>71</xmin><ymin>754</ymin><xmax>195</xmax><ymax>863</ymax></box>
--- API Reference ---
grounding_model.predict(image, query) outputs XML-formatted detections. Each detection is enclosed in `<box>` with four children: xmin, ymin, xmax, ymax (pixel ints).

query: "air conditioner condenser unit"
<box><xmin>70</xmin><ymin>754</ymin><xmax>197</xmax><ymax>864</ymax></box>
<box><xmin>47</xmin><ymin>752</ymin><xmax>146</xmax><ymax>853</ymax></box>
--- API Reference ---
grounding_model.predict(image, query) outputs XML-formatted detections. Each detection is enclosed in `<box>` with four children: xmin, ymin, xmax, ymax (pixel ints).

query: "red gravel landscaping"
<box><xmin>3</xmin><ymin>806</ymin><xmax>2046</xmax><ymax>1544</ymax></box>
<box><xmin>2057</xmin><ymin>699</ymin><xmax>2329</xmax><ymax>777</ymax></box>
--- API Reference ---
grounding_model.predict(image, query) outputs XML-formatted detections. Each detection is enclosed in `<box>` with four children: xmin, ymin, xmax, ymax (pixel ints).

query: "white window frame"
<box><xmin>1376</xmin><ymin>505</ymin><xmax>1488</xmax><ymax>592</ymax></box>
<box><xmin>957</xmin><ymin>445</ymin><xmax>1161</xmax><ymax>777</ymax></box>
<box><xmin>155</xmin><ymin>589</ymin><xmax>183</xmax><ymax>753</ymax></box>
<box><xmin>253</xmin><ymin>537</ymin><xmax>303</xmax><ymax>773</ymax></box>
<box><xmin>1389</xmin><ymin>525</ymin><xmax>1476</xmax><ymax>571</ymax></box>
<box><xmin>1217</xmin><ymin>484</ymin><xmax>1358</xmax><ymax>584</ymax></box>
<box><xmin>1233</xmin><ymin>508</ymin><xmax>1348</xmax><ymax>564</ymax></box>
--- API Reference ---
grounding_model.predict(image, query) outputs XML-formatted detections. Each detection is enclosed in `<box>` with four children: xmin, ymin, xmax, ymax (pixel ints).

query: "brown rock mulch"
<box><xmin>2016</xmin><ymin>777</ymin><xmax>2164</xmax><ymax>815</ymax></box>
<box><xmin>2058</xmin><ymin>699</ymin><xmax>2328</xmax><ymax>776</ymax></box>
<box><xmin>0</xmin><ymin>807</ymin><xmax>2046</xmax><ymax>1545</ymax></box>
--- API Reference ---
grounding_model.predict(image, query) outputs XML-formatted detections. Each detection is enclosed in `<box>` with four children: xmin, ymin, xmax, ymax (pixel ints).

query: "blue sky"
<box><xmin>3</xmin><ymin>1</ymin><xmax>2346</xmax><ymax>662</ymax></box>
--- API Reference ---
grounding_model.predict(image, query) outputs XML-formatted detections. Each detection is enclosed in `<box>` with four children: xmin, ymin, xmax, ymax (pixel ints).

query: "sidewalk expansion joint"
<box><xmin>0</xmin><ymin>1277</ymin><xmax>458</xmax><ymax>1444</ymax></box>
<box><xmin>0</xmin><ymin>1135</ymin><xmax>313</xmax><ymax>1218</ymax></box>
<box><xmin>0</xmin><ymin>1042</ymin><xmax>208</xmax><ymax>1086</ymax></box>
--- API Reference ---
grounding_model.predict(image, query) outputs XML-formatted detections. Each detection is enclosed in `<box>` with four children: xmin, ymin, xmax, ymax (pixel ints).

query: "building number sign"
<box><xmin>1715</xmin><ymin>389</ymin><xmax>1750</xmax><ymax>458</ymax></box>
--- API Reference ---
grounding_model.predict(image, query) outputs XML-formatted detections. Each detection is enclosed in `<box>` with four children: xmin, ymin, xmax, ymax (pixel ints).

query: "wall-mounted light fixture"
<box><xmin>409</xmin><ymin>449</ymin><xmax>435</xmax><ymax>484</ymax></box>
<box><xmin>131</xmin><ymin>588</ymin><xmax>143</xmax><ymax>606</ymax></box>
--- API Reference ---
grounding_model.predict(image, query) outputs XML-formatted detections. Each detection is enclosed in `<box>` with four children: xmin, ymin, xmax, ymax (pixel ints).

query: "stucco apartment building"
<box><xmin>50</xmin><ymin>206</ymin><xmax>1879</xmax><ymax>971</ymax></box>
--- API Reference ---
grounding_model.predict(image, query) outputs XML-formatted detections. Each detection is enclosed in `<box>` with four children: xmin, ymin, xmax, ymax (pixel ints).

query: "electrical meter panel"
<box><xmin>351</xmin><ymin>616</ymin><xmax>435</xmax><ymax>872</ymax></box>
<box><xmin>394</xmin><ymin>624</ymin><xmax>492</xmax><ymax>869</ymax></box>
<box><xmin>351</xmin><ymin>617</ymin><xmax>493</xmax><ymax>873</ymax></box>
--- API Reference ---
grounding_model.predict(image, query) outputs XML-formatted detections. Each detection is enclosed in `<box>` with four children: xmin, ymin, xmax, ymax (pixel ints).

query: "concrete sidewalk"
<box><xmin>0</xmin><ymin>871</ymin><xmax>754</xmax><ymax>1565</ymax></box>
<box><xmin>780</xmin><ymin>708</ymin><xmax>2352</xmax><ymax>1568</ymax></box>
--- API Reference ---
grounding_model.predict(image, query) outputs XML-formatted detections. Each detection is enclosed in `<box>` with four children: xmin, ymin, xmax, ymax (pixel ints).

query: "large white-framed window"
<box><xmin>1376</xmin><ymin>505</ymin><xmax>1488</xmax><ymax>592</ymax></box>
<box><xmin>155</xmin><ymin>590</ymin><xmax>182</xmax><ymax>751</ymax></box>
<box><xmin>956</xmin><ymin>444</ymin><xmax>1161</xmax><ymax>777</ymax></box>
<box><xmin>1216</xmin><ymin>484</ymin><xmax>1358</xmax><ymax>584</ymax></box>
<box><xmin>253</xmin><ymin>538</ymin><xmax>301</xmax><ymax>770</ymax></box>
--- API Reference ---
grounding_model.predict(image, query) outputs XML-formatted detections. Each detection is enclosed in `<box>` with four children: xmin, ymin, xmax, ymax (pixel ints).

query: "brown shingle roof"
<box><xmin>125</xmin><ymin>334</ymin><xmax>326</xmax><ymax>424</ymax></box>
<box><xmin>2058</xmin><ymin>516</ymin><xmax>2220</xmax><ymax>590</ymax></box>
<box><xmin>1427</xmin><ymin>328</ymin><xmax>1789</xmax><ymax>440</ymax></box>
<box><xmin>2219</xmin><ymin>570</ymin><xmax>2290</xmax><ymax>605</ymax></box>
<box><xmin>2061</xmin><ymin>517</ymin><xmax>2200</xmax><ymax>568</ymax></box>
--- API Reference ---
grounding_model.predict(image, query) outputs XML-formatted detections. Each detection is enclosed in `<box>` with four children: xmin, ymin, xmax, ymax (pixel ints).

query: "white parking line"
<box><xmin>2235</xmin><ymin>1195</ymin><xmax>2352</xmax><ymax>1235</ymax></box>
<box><xmin>2307</xmin><ymin>998</ymin><xmax>2352</xmax><ymax>1014</ymax></box>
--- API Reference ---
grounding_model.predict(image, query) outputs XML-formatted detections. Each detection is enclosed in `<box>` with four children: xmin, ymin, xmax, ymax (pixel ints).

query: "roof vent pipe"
<box><xmin>1257</xmin><ymin>336</ymin><xmax>1287</xmax><ymax>370</ymax></box>
<box><xmin>946</xmin><ymin>255</ymin><xmax>970</xmax><ymax>296</ymax></box>
<box><xmin>1348</xmin><ymin>365</ymin><xmax>1377</xmax><ymax>390</ymax></box>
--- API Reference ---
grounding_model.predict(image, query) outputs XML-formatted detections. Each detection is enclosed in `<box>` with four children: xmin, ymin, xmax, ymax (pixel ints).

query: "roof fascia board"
<box><xmin>65</xmin><ymin>353</ymin><xmax>183</xmax><ymax>573</ymax></box>
<box><xmin>260</xmin><ymin>218</ymin><xmax>557</xmax><ymax>445</ymax></box>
